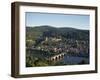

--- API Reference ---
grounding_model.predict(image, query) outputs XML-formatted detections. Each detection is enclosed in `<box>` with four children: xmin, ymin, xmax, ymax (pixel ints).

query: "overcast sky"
<box><xmin>26</xmin><ymin>12</ymin><xmax>90</xmax><ymax>30</ymax></box>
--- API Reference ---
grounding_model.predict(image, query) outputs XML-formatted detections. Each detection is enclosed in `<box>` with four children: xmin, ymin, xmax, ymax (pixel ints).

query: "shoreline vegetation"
<box><xmin>26</xmin><ymin>25</ymin><xmax>89</xmax><ymax>67</ymax></box>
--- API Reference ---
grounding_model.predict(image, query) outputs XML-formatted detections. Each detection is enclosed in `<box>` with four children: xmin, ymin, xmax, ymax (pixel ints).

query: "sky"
<box><xmin>26</xmin><ymin>12</ymin><xmax>90</xmax><ymax>30</ymax></box>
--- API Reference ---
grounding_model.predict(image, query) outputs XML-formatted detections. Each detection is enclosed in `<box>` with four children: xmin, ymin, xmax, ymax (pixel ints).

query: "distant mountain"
<box><xmin>26</xmin><ymin>25</ymin><xmax>89</xmax><ymax>41</ymax></box>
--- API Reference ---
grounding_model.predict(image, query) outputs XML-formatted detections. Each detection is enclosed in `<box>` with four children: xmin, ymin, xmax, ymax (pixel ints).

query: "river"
<box><xmin>55</xmin><ymin>54</ymin><xmax>89</xmax><ymax>65</ymax></box>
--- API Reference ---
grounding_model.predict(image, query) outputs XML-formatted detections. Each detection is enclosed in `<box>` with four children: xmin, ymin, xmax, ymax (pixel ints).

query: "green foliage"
<box><xmin>26</xmin><ymin>51</ymin><xmax>50</xmax><ymax>67</ymax></box>
<box><xmin>26</xmin><ymin>25</ymin><xmax>89</xmax><ymax>42</ymax></box>
<box><xmin>34</xmin><ymin>58</ymin><xmax>49</xmax><ymax>66</ymax></box>
<box><xmin>26</xmin><ymin>39</ymin><xmax>34</xmax><ymax>47</ymax></box>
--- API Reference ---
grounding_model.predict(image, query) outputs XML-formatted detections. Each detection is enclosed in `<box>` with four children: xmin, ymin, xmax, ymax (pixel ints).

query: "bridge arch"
<box><xmin>50</xmin><ymin>53</ymin><xmax>66</xmax><ymax>61</ymax></box>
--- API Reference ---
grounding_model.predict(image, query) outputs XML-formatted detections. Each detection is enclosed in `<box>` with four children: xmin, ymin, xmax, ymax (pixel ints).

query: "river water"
<box><xmin>56</xmin><ymin>54</ymin><xmax>89</xmax><ymax>65</ymax></box>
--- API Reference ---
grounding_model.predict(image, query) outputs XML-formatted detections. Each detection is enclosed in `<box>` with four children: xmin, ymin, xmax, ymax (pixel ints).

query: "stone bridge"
<box><xmin>49</xmin><ymin>53</ymin><xmax>66</xmax><ymax>61</ymax></box>
<box><xmin>27</xmin><ymin>47</ymin><xmax>66</xmax><ymax>61</ymax></box>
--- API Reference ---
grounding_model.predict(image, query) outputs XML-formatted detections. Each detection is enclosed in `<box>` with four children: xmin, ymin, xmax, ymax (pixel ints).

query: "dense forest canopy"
<box><xmin>26</xmin><ymin>25</ymin><xmax>89</xmax><ymax>42</ymax></box>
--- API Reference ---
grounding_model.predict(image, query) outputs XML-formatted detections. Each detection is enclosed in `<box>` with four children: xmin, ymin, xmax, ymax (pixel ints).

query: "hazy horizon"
<box><xmin>26</xmin><ymin>25</ymin><xmax>90</xmax><ymax>31</ymax></box>
<box><xmin>26</xmin><ymin>12</ymin><xmax>90</xmax><ymax>30</ymax></box>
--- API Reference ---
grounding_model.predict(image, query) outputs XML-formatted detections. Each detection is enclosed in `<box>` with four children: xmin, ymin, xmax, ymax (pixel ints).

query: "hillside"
<box><xmin>26</xmin><ymin>25</ymin><xmax>89</xmax><ymax>41</ymax></box>
<box><xmin>26</xmin><ymin>25</ymin><xmax>89</xmax><ymax>67</ymax></box>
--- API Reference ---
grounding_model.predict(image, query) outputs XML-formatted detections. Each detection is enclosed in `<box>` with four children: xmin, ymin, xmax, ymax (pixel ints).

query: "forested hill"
<box><xmin>26</xmin><ymin>25</ymin><xmax>89</xmax><ymax>41</ymax></box>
